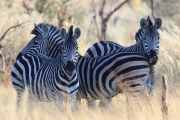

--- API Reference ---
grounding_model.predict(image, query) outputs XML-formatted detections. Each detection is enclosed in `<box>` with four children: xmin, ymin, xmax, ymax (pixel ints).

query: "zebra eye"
<box><xmin>34</xmin><ymin>42</ymin><xmax>38</xmax><ymax>45</ymax></box>
<box><xmin>158</xmin><ymin>37</ymin><xmax>160</xmax><ymax>40</ymax></box>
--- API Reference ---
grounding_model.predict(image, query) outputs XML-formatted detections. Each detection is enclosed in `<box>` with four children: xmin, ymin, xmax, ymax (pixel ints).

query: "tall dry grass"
<box><xmin>0</xmin><ymin>0</ymin><xmax>180</xmax><ymax>120</ymax></box>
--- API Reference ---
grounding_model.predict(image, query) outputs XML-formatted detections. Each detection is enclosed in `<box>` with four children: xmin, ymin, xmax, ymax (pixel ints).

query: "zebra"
<box><xmin>83</xmin><ymin>16</ymin><xmax>162</xmax><ymax>108</ymax></box>
<box><xmin>85</xmin><ymin>17</ymin><xmax>162</xmax><ymax>65</ymax></box>
<box><xmin>76</xmin><ymin>51</ymin><xmax>151</xmax><ymax>108</ymax></box>
<box><xmin>85</xmin><ymin>17</ymin><xmax>162</xmax><ymax>91</ymax></box>
<box><xmin>16</xmin><ymin>23</ymin><xmax>64</xmax><ymax>60</ymax></box>
<box><xmin>11</xmin><ymin>26</ymin><xmax>81</xmax><ymax>111</ymax></box>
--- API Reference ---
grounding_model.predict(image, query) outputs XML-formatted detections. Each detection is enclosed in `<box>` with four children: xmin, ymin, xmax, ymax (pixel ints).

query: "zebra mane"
<box><xmin>135</xmin><ymin>29</ymin><xmax>144</xmax><ymax>41</ymax></box>
<box><xmin>147</xmin><ymin>16</ymin><xmax>153</xmax><ymax>27</ymax></box>
<box><xmin>68</xmin><ymin>25</ymin><xmax>73</xmax><ymax>37</ymax></box>
<box><xmin>31</xmin><ymin>23</ymin><xmax>59</xmax><ymax>36</ymax></box>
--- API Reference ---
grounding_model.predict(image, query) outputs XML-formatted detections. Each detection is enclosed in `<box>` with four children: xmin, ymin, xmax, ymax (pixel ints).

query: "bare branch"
<box><xmin>0</xmin><ymin>21</ymin><xmax>32</xmax><ymax>41</ymax></box>
<box><xmin>99</xmin><ymin>0</ymin><xmax>106</xmax><ymax>20</ymax></box>
<box><xmin>87</xmin><ymin>0</ymin><xmax>101</xmax><ymax>42</ymax></box>
<box><xmin>99</xmin><ymin>0</ymin><xmax>107</xmax><ymax>40</ymax></box>
<box><xmin>87</xmin><ymin>18</ymin><xmax>94</xmax><ymax>42</ymax></box>
<box><xmin>162</xmin><ymin>74</ymin><xmax>168</xmax><ymax>120</ymax></box>
<box><xmin>0</xmin><ymin>53</ymin><xmax>5</xmax><ymax>73</ymax></box>
<box><xmin>93</xmin><ymin>17</ymin><xmax>101</xmax><ymax>40</ymax></box>
<box><xmin>91</xmin><ymin>0</ymin><xmax>100</xmax><ymax>40</ymax></box>
<box><xmin>0</xmin><ymin>45</ymin><xmax>5</xmax><ymax>73</ymax></box>
<box><xmin>104</xmin><ymin>0</ymin><xmax>129</xmax><ymax>22</ymax></box>
<box><xmin>150</xmin><ymin>0</ymin><xmax>156</xmax><ymax>20</ymax></box>
<box><xmin>99</xmin><ymin>0</ymin><xmax>129</xmax><ymax>40</ymax></box>
<box><xmin>23</xmin><ymin>0</ymin><xmax>31</xmax><ymax>14</ymax></box>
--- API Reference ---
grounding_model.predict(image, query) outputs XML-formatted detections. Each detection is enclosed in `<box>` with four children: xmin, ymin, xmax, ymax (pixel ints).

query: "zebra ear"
<box><xmin>74</xmin><ymin>28</ymin><xmax>81</xmax><ymax>39</ymax></box>
<box><xmin>60</xmin><ymin>27</ymin><xmax>67</xmax><ymax>39</ymax></box>
<box><xmin>154</xmin><ymin>18</ymin><xmax>162</xmax><ymax>29</ymax></box>
<box><xmin>59</xmin><ymin>39</ymin><xmax>65</xmax><ymax>46</ymax></box>
<box><xmin>34</xmin><ymin>23</ymin><xmax>37</xmax><ymax>28</ymax></box>
<box><xmin>42</xmin><ymin>24</ymin><xmax>49</xmax><ymax>37</ymax></box>
<box><xmin>59</xmin><ymin>39</ymin><xmax>65</xmax><ymax>53</ymax></box>
<box><xmin>140</xmin><ymin>18</ymin><xmax>148</xmax><ymax>29</ymax></box>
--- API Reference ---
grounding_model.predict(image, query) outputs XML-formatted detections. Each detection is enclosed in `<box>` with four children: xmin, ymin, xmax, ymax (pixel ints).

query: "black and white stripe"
<box><xmin>84</xmin><ymin>17</ymin><xmax>162</xmax><ymax>91</ymax></box>
<box><xmin>16</xmin><ymin>23</ymin><xmax>64</xmax><ymax>60</ymax></box>
<box><xmin>85</xmin><ymin>17</ymin><xmax>162</xmax><ymax>61</ymax></box>
<box><xmin>11</xmin><ymin>26</ymin><xmax>81</xmax><ymax>110</ymax></box>
<box><xmin>77</xmin><ymin>51</ymin><xmax>151</xmax><ymax>108</ymax></box>
<box><xmin>81</xmin><ymin>17</ymin><xmax>162</xmax><ymax>107</ymax></box>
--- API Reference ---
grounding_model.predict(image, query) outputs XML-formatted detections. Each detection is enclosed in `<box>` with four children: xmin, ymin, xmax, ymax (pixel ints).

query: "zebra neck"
<box><xmin>60</xmin><ymin>64</ymin><xmax>76</xmax><ymax>81</ymax></box>
<box><xmin>48</xmin><ymin>40</ymin><xmax>62</xmax><ymax>58</ymax></box>
<box><xmin>124</xmin><ymin>42</ymin><xmax>147</xmax><ymax>58</ymax></box>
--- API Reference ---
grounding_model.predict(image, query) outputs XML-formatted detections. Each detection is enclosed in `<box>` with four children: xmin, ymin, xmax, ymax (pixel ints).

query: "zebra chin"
<box><xmin>149</xmin><ymin>50</ymin><xmax>158</xmax><ymax>66</ymax></box>
<box><xmin>65</xmin><ymin>60</ymin><xmax>76</xmax><ymax>76</ymax></box>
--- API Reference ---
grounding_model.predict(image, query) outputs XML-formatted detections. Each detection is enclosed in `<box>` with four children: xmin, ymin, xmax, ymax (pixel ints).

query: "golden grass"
<box><xmin>0</xmin><ymin>84</ymin><xmax>180</xmax><ymax>120</ymax></box>
<box><xmin>0</xmin><ymin>0</ymin><xmax>180</xmax><ymax>120</ymax></box>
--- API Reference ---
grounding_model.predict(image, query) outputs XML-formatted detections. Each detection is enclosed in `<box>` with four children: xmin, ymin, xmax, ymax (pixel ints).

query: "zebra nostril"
<box><xmin>150</xmin><ymin>50</ymin><xmax>157</xmax><ymax>58</ymax></box>
<box><xmin>66</xmin><ymin>60</ymin><xmax>76</xmax><ymax>75</ymax></box>
<box><xmin>149</xmin><ymin>49</ymin><xmax>158</xmax><ymax>66</ymax></box>
<box><xmin>67</xmin><ymin>60</ymin><xmax>74</xmax><ymax>65</ymax></box>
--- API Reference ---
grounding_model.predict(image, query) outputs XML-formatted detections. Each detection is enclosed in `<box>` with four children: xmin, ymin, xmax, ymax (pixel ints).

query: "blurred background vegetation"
<box><xmin>0</xmin><ymin>0</ymin><xmax>180</xmax><ymax>119</ymax></box>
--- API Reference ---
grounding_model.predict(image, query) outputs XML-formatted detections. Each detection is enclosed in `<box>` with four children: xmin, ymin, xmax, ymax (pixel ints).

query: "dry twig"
<box><xmin>99</xmin><ymin>0</ymin><xmax>129</xmax><ymax>40</ymax></box>
<box><xmin>0</xmin><ymin>21</ymin><xmax>32</xmax><ymax>41</ymax></box>
<box><xmin>150</xmin><ymin>0</ymin><xmax>156</xmax><ymax>20</ymax></box>
<box><xmin>0</xmin><ymin>45</ymin><xmax>5</xmax><ymax>73</ymax></box>
<box><xmin>23</xmin><ymin>0</ymin><xmax>32</xmax><ymax>14</ymax></box>
<box><xmin>0</xmin><ymin>21</ymin><xmax>32</xmax><ymax>73</ymax></box>
<box><xmin>162</xmin><ymin>74</ymin><xmax>168</xmax><ymax>120</ymax></box>
<box><xmin>91</xmin><ymin>0</ymin><xmax>101</xmax><ymax>40</ymax></box>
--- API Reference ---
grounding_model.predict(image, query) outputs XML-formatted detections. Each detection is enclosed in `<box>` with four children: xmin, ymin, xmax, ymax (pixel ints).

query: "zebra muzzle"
<box><xmin>66</xmin><ymin>60</ymin><xmax>76</xmax><ymax>75</ymax></box>
<box><xmin>149</xmin><ymin>50</ymin><xmax>158</xmax><ymax>66</ymax></box>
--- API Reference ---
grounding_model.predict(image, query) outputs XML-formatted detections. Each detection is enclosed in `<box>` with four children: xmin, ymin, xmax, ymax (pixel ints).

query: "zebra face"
<box><xmin>142</xmin><ymin>27</ymin><xmax>160</xmax><ymax>56</ymax></box>
<box><xmin>60</xmin><ymin>26</ymin><xmax>81</xmax><ymax>75</ymax></box>
<box><xmin>17</xmin><ymin>24</ymin><xmax>49</xmax><ymax>60</ymax></box>
<box><xmin>140</xmin><ymin>17</ymin><xmax>162</xmax><ymax>58</ymax></box>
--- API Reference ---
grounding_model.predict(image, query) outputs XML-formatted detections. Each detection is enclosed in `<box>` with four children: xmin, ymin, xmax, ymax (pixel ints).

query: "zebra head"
<box><xmin>60</xmin><ymin>26</ymin><xmax>81</xmax><ymax>75</ymax></box>
<box><xmin>139</xmin><ymin>16</ymin><xmax>162</xmax><ymax>58</ymax></box>
<box><xmin>16</xmin><ymin>23</ymin><xmax>62</xmax><ymax>60</ymax></box>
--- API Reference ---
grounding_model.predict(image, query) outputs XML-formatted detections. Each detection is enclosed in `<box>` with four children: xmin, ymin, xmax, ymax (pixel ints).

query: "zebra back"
<box><xmin>77</xmin><ymin>51</ymin><xmax>151</xmax><ymax>100</ymax></box>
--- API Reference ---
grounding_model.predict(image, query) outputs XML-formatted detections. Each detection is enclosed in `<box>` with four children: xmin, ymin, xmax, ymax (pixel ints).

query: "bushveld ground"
<box><xmin>0</xmin><ymin>0</ymin><xmax>180</xmax><ymax>120</ymax></box>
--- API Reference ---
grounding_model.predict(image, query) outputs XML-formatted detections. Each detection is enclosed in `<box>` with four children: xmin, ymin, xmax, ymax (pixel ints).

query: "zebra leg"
<box><xmin>146</xmin><ymin>77</ymin><xmax>152</xmax><ymax>94</ymax></box>
<box><xmin>52</xmin><ymin>96</ymin><xmax>64</xmax><ymax>112</ymax></box>
<box><xmin>76</xmin><ymin>92</ymin><xmax>81</xmax><ymax>110</ymax></box>
<box><xmin>70</xmin><ymin>93</ymin><xmax>78</xmax><ymax>112</ymax></box>
<box><xmin>98</xmin><ymin>98</ymin><xmax>112</xmax><ymax>109</ymax></box>
<box><xmin>150</xmin><ymin>67</ymin><xmax>156</xmax><ymax>93</ymax></box>
<box><xmin>16</xmin><ymin>90</ymin><xmax>24</xmax><ymax>108</ymax></box>
<box><xmin>87</xmin><ymin>100</ymin><xmax>96</xmax><ymax>109</ymax></box>
<box><xmin>146</xmin><ymin>66</ymin><xmax>156</xmax><ymax>94</ymax></box>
